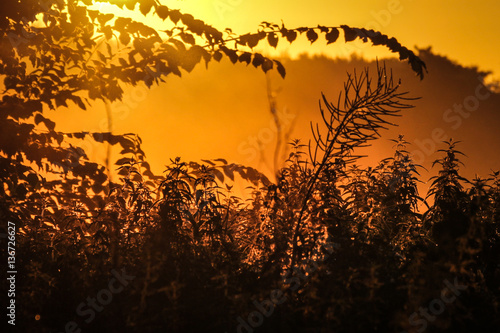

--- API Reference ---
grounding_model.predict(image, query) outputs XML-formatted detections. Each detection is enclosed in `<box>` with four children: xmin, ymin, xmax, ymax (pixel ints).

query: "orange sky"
<box><xmin>69</xmin><ymin>0</ymin><xmax>500</xmax><ymax>193</ymax></box>
<box><xmin>161</xmin><ymin>0</ymin><xmax>500</xmax><ymax>80</ymax></box>
<box><xmin>94</xmin><ymin>0</ymin><xmax>500</xmax><ymax>81</ymax></box>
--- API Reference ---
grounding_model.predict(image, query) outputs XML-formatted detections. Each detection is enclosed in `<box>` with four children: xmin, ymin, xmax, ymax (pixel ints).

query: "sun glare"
<box><xmin>89</xmin><ymin>0</ymin><xmax>136</xmax><ymax>17</ymax></box>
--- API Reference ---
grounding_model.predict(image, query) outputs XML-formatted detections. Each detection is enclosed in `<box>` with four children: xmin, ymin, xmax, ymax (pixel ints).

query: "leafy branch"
<box><xmin>212</xmin><ymin>22</ymin><xmax>427</xmax><ymax>79</ymax></box>
<box><xmin>100</xmin><ymin>1</ymin><xmax>426</xmax><ymax>82</ymax></box>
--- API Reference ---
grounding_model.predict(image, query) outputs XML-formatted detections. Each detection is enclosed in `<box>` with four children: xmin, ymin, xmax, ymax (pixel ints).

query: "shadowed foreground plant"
<box><xmin>290</xmin><ymin>64</ymin><xmax>416</xmax><ymax>269</ymax></box>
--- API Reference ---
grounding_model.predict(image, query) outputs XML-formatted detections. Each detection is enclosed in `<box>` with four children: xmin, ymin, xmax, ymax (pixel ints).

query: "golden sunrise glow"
<box><xmin>4</xmin><ymin>3</ymin><xmax>500</xmax><ymax>330</ymax></box>
<box><xmin>49</xmin><ymin>0</ymin><xmax>500</xmax><ymax>189</ymax></box>
<box><xmin>88</xmin><ymin>0</ymin><xmax>500</xmax><ymax>75</ymax></box>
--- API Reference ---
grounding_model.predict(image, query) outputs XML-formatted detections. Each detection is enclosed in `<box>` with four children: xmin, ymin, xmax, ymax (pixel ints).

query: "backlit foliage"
<box><xmin>0</xmin><ymin>1</ymin><xmax>497</xmax><ymax>332</ymax></box>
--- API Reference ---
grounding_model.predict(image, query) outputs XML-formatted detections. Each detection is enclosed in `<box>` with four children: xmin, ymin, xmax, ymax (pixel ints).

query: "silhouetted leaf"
<box><xmin>117</xmin><ymin>167</ymin><xmax>129</xmax><ymax>176</ymax></box>
<box><xmin>252</xmin><ymin>53</ymin><xmax>264</xmax><ymax>68</ymax></box>
<box><xmin>341</xmin><ymin>25</ymin><xmax>357</xmax><ymax>42</ymax></box>
<box><xmin>125</xmin><ymin>0</ymin><xmax>137</xmax><ymax>10</ymax></box>
<box><xmin>116</xmin><ymin>157</ymin><xmax>132</xmax><ymax>166</ymax></box>
<box><xmin>240</xmin><ymin>33</ymin><xmax>259</xmax><ymax>48</ymax></box>
<box><xmin>118</xmin><ymin>58</ymin><xmax>128</xmax><ymax>67</ymax></box>
<box><xmin>34</xmin><ymin>113</ymin><xmax>56</xmax><ymax>131</ymax></box>
<box><xmin>201</xmin><ymin>159</ymin><xmax>215</xmax><ymax>166</ymax></box>
<box><xmin>55</xmin><ymin>95</ymin><xmax>68</xmax><ymax>108</ymax></box>
<box><xmin>286</xmin><ymin>30</ymin><xmax>297</xmax><ymax>43</ymax></box>
<box><xmin>34</xmin><ymin>113</ymin><xmax>44</xmax><ymax>125</ymax></box>
<box><xmin>88</xmin><ymin>9</ymin><xmax>99</xmax><ymax>22</ymax></box>
<box><xmin>181</xmin><ymin>14</ymin><xmax>195</xmax><ymax>27</ymax></box>
<box><xmin>239</xmin><ymin>52</ymin><xmax>252</xmax><ymax>65</ymax></box>
<box><xmin>180</xmin><ymin>32</ymin><xmax>196</xmax><ymax>45</ymax></box>
<box><xmin>317</xmin><ymin>25</ymin><xmax>329</xmax><ymax>33</ymax></box>
<box><xmin>275</xmin><ymin>60</ymin><xmax>286</xmax><ymax>78</ymax></box>
<box><xmin>212</xmin><ymin>169</ymin><xmax>224</xmax><ymax>183</ymax></box>
<box><xmin>399</xmin><ymin>48</ymin><xmax>410</xmax><ymax>60</ymax></box>
<box><xmin>211</xmin><ymin>50</ymin><xmax>221</xmax><ymax>62</ymax></box>
<box><xmin>221</xmin><ymin>47</ymin><xmax>238</xmax><ymax>64</ymax></box>
<box><xmin>119</xmin><ymin>32</ymin><xmax>130</xmax><ymax>45</ymax></box>
<box><xmin>326</xmin><ymin>28</ymin><xmax>340</xmax><ymax>44</ymax></box>
<box><xmin>139</xmin><ymin>0</ymin><xmax>154</xmax><ymax>15</ymax></box>
<box><xmin>188</xmin><ymin>19</ymin><xmax>206</xmax><ymax>35</ymax></box>
<box><xmin>169</xmin><ymin>10</ymin><xmax>181</xmax><ymax>24</ymax></box>
<box><xmin>114</xmin><ymin>17</ymin><xmax>131</xmax><ymax>32</ymax></box>
<box><xmin>306</xmin><ymin>28</ymin><xmax>318</xmax><ymax>43</ymax></box>
<box><xmin>97</xmin><ymin>13</ymin><xmax>114</xmax><ymax>26</ymax></box>
<box><xmin>27</xmin><ymin>173</ymin><xmax>39</xmax><ymax>188</ymax></box>
<box><xmin>73</xmin><ymin>132</ymin><xmax>86</xmax><ymax>139</ymax></box>
<box><xmin>262</xmin><ymin>59</ymin><xmax>273</xmax><ymax>73</ymax></box>
<box><xmin>182</xmin><ymin>46</ymin><xmax>204</xmax><ymax>72</ymax></box>
<box><xmin>267</xmin><ymin>32</ymin><xmax>278</xmax><ymax>48</ymax></box>
<box><xmin>71</xmin><ymin>96</ymin><xmax>86</xmax><ymax>110</ymax></box>
<box><xmin>222</xmin><ymin>165</ymin><xmax>235</xmax><ymax>181</ymax></box>
<box><xmin>156</xmin><ymin>5</ymin><xmax>169</xmax><ymax>20</ymax></box>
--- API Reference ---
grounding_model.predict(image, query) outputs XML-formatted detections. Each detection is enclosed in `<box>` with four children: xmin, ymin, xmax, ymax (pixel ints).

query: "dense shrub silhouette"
<box><xmin>3</xmin><ymin>66</ymin><xmax>498</xmax><ymax>332</ymax></box>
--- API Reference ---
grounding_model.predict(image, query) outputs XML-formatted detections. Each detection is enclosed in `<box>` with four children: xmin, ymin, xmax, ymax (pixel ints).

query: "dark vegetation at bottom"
<box><xmin>2</xmin><ymin>67</ymin><xmax>499</xmax><ymax>333</ymax></box>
